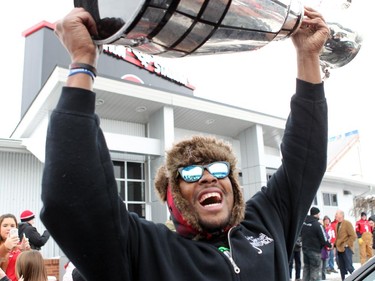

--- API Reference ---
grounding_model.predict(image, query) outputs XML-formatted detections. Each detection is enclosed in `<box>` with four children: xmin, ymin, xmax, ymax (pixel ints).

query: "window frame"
<box><xmin>113</xmin><ymin>160</ymin><xmax>147</xmax><ymax>218</ymax></box>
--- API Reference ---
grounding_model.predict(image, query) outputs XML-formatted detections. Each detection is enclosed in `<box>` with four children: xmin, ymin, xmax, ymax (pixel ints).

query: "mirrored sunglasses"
<box><xmin>178</xmin><ymin>161</ymin><xmax>230</xmax><ymax>183</ymax></box>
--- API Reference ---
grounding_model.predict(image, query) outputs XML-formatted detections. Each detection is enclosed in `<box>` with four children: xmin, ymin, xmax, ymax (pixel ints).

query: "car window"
<box><xmin>361</xmin><ymin>271</ymin><xmax>375</xmax><ymax>281</ymax></box>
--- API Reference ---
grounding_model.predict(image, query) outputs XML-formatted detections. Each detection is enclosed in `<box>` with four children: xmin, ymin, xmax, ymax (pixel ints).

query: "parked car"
<box><xmin>346</xmin><ymin>256</ymin><xmax>375</xmax><ymax>281</ymax></box>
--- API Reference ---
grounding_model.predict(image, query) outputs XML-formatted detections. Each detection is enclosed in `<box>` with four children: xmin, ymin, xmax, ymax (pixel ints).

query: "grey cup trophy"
<box><xmin>74</xmin><ymin>0</ymin><xmax>362</xmax><ymax>75</ymax></box>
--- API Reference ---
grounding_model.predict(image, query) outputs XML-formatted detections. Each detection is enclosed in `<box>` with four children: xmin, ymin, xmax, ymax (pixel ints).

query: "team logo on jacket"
<box><xmin>245</xmin><ymin>233</ymin><xmax>274</xmax><ymax>254</ymax></box>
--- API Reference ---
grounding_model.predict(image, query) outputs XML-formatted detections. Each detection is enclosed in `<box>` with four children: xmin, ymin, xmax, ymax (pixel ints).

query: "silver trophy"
<box><xmin>74</xmin><ymin>0</ymin><xmax>362</xmax><ymax>76</ymax></box>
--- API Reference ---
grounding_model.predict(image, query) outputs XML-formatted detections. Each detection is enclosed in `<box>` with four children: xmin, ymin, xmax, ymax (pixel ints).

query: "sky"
<box><xmin>0</xmin><ymin>0</ymin><xmax>374</xmax><ymax>182</ymax></box>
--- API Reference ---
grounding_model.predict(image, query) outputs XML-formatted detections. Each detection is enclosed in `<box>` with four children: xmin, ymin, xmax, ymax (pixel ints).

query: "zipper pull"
<box><xmin>218</xmin><ymin>247</ymin><xmax>240</xmax><ymax>274</ymax></box>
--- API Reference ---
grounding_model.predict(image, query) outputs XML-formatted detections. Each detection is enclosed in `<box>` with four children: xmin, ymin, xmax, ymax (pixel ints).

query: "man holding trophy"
<box><xmin>40</xmin><ymin>3</ymin><xmax>330</xmax><ymax>281</ymax></box>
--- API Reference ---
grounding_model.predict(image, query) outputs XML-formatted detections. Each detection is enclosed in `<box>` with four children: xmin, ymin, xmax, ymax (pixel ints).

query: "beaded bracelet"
<box><xmin>69</xmin><ymin>62</ymin><xmax>97</xmax><ymax>77</ymax></box>
<box><xmin>68</xmin><ymin>68</ymin><xmax>96</xmax><ymax>80</ymax></box>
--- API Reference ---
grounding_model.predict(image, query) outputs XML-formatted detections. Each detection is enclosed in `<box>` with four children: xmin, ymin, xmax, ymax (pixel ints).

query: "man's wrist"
<box><xmin>296</xmin><ymin>54</ymin><xmax>322</xmax><ymax>84</ymax></box>
<box><xmin>66</xmin><ymin>72</ymin><xmax>94</xmax><ymax>91</ymax></box>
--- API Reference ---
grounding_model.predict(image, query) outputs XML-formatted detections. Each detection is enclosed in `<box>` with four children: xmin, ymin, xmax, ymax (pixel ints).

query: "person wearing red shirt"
<box><xmin>0</xmin><ymin>214</ymin><xmax>31</xmax><ymax>281</ymax></box>
<box><xmin>323</xmin><ymin>216</ymin><xmax>338</xmax><ymax>273</ymax></box>
<box><xmin>355</xmin><ymin>212</ymin><xmax>373</xmax><ymax>265</ymax></box>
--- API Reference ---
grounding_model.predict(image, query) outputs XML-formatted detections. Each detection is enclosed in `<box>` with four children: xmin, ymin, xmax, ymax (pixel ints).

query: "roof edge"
<box><xmin>0</xmin><ymin>138</ymin><xmax>27</xmax><ymax>153</ymax></box>
<box><xmin>22</xmin><ymin>21</ymin><xmax>56</xmax><ymax>37</ymax></box>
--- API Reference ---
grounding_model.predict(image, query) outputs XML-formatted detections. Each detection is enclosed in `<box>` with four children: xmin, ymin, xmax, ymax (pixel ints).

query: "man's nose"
<box><xmin>199</xmin><ymin>169</ymin><xmax>217</xmax><ymax>182</ymax></box>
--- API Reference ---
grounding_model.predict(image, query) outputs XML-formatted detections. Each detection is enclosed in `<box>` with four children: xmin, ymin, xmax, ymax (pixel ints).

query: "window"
<box><xmin>113</xmin><ymin>161</ymin><xmax>146</xmax><ymax>218</ymax></box>
<box><xmin>313</xmin><ymin>195</ymin><xmax>318</xmax><ymax>205</ymax></box>
<box><xmin>322</xmin><ymin>193</ymin><xmax>338</xmax><ymax>206</ymax></box>
<box><xmin>362</xmin><ymin>270</ymin><xmax>375</xmax><ymax>281</ymax></box>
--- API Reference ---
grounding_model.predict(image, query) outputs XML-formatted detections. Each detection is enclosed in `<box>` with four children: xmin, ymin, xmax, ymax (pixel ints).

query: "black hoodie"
<box><xmin>301</xmin><ymin>215</ymin><xmax>331</xmax><ymax>253</ymax></box>
<box><xmin>41</xmin><ymin>79</ymin><xmax>327</xmax><ymax>281</ymax></box>
<box><xmin>18</xmin><ymin>222</ymin><xmax>50</xmax><ymax>250</ymax></box>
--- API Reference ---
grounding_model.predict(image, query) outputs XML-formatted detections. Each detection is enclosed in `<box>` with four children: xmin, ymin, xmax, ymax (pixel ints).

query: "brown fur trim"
<box><xmin>154</xmin><ymin>165</ymin><xmax>169</xmax><ymax>201</ymax></box>
<box><xmin>154</xmin><ymin>135</ymin><xmax>245</xmax><ymax>234</ymax></box>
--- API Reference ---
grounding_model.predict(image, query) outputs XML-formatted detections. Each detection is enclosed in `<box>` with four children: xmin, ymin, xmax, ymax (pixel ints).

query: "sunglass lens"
<box><xmin>208</xmin><ymin>162</ymin><xmax>229</xmax><ymax>178</ymax></box>
<box><xmin>180</xmin><ymin>166</ymin><xmax>203</xmax><ymax>182</ymax></box>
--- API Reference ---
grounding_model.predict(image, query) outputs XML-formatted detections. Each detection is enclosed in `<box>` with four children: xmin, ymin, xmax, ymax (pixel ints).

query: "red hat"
<box><xmin>20</xmin><ymin>210</ymin><xmax>35</xmax><ymax>222</ymax></box>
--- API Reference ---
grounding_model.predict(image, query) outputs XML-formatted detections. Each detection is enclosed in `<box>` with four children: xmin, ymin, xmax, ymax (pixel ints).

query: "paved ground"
<box><xmin>324</xmin><ymin>263</ymin><xmax>361</xmax><ymax>281</ymax></box>
<box><xmin>291</xmin><ymin>263</ymin><xmax>361</xmax><ymax>281</ymax></box>
<box><xmin>325</xmin><ymin>269</ymin><xmax>345</xmax><ymax>281</ymax></box>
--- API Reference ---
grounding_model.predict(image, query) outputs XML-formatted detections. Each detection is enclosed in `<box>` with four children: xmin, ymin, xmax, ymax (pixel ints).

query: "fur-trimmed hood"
<box><xmin>154</xmin><ymin>135</ymin><xmax>245</xmax><ymax>239</ymax></box>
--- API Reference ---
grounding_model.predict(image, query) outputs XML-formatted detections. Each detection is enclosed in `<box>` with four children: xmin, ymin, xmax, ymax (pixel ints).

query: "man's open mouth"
<box><xmin>199</xmin><ymin>192</ymin><xmax>222</xmax><ymax>207</ymax></box>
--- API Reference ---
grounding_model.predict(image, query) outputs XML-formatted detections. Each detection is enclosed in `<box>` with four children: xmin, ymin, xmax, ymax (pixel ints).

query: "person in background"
<box><xmin>320</xmin><ymin>223</ymin><xmax>330</xmax><ymax>280</ymax></box>
<box><xmin>18</xmin><ymin>211</ymin><xmax>50</xmax><ymax>251</ymax></box>
<box><xmin>71</xmin><ymin>268</ymin><xmax>84</xmax><ymax>281</ymax></box>
<box><xmin>0</xmin><ymin>214</ymin><xmax>30</xmax><ymax>281</ymax></box>
<box><xmin>62</xmin><ymin>261</ymin><xmax>84</xmax><ymax>281</ymax></box>
<box><xmin>289</xmin><ymin>235</ymin><xmax>302</xmax><ymax>281</ymax></box>
<box><xmin>165</xmin><ymin>216</ymin><xmax>176</xmax><ymax>232</ymax></box>
<box><xmin>62</xmin><ymin>261</ymin><xmax>75</xmax><ymax>281</ymax></box>
<box><xmin>40</xmin><ymin>6</ymin><xmax>330</xmax><ymax>281</ymax></box>
<box><xmin>355</xmin><ymin>211</ymin><xmax>373</xmax><ymax>265</ymax></box>
<box><xmin>368</xmin><ymin>216</ymin><xmax>375</xmax><ymax>251</ymax></box>
<box><xmin>0</xmin><ymin>268</ymin><xmax>11</xmax><ymax>281</ymax></box>
<box><xmin>323</xmin><ymin>215</ymin><xmax>338</xmax><ymax>273</ymax></box>
<box><xmin>15</xmin><ymin>250</ymin><xmax>48</xmax><ymax>281</ymax></box>
<box><xmin>301</xmin><ymin>207</ymin><xmax>331</xmax><ymax>281</ymax></box>
<box><xmin>335</xmin><ymin>210</ymin><xmax>356</xmax><ymax>281</ymax></box>
<box><xmin>331</xmin><ymin>212</ymin><xmax>339</xmax><ymax>270</ymax></box>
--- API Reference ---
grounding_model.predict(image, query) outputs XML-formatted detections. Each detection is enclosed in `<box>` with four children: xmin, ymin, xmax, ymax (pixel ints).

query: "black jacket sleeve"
<box><xmin>40</xmin><ymin>87</ymin><xmax>131</xmax><ymax>280</ymax></box>
<box><xmin>23</xmin><ymin>225</ymin><xmax>50</xmax><ymax>249</ymax></box>
<box><xmin>246</xmin><ymin>79</ymin><xmax>327</xmax><ymax>257</ymax></box>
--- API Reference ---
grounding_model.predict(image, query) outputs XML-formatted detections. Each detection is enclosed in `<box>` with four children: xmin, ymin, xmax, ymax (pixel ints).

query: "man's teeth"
<box><xmin>199</xmin><ymin>192</ymin><xmax>221</xmax><ymax>206</ymax></box>
<box><xmin>199</xmin><ymin>192</ymin><xmax>220</xmax><ymax>202</ymax></box>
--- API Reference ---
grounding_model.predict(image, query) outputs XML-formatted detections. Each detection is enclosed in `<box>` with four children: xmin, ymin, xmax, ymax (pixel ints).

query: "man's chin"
<box><xmin>199</xmin><ymin>217</ymin><xmax>231</xmax><ymax>233</ymax></box>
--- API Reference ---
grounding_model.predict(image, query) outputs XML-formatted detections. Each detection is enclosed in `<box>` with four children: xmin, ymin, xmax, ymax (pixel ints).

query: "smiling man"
<box><xmin>155</xmin><ymin>138</ymin><xmax>243</xmax><ymax>239</ymax></box>
<box><xmin>40</xmin><ymin>6</ymin><xmax>330</xmax><ymax>281</ymax></box>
